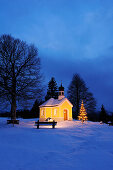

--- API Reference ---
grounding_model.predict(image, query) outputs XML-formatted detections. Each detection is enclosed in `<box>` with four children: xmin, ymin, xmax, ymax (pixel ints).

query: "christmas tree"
<box><xmin>78</xmin><ymin>100</ymin><xmax>88</xmax><ymax>123</ymax></box>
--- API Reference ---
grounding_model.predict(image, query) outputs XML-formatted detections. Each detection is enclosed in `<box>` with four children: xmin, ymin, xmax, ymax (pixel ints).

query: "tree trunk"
<box><xmin>11</xmin><ymin>63</ymin><xmax>16</xmax><ymax>120</ymax></box>
<box><xmin>11</xmin><ymin>95</ymin><xmax>16</xmax><ymax>120</ymax></box>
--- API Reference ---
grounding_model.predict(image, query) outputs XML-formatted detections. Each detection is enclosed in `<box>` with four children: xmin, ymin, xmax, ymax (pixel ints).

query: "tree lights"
<box><xmin>78</xmin><ymin>100</ymin><xmax>88</xmax><ymax>123</ymax></box>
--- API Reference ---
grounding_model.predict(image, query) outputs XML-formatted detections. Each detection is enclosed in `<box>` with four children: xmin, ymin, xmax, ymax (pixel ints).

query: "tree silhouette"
<box><xmin>0</xmin><ymin>34</ymin><xmax>42</xmax><ymax>120</ymax></box>
<box><xmin>100</xmin><ymin>105</ymin><xmax>107</xmax><ymax>123</ymax></box>
<box><xmin>45</xmin><ymin>77</ymin><xmax>58</xmax><ymax>101</ymax></box>
<box><xmin>67</xmin><ymin>74</ymin><xmax>96</xmax><ymax>119</ymax></box>
<box><xmin>30</xmin><ymin>99</ymin><xmax>44</xmax><ymax>118</ymax></box>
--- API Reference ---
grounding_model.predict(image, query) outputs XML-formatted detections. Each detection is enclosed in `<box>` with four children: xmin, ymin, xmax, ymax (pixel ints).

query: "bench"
<box><xmin>35</xmin><ymin>120</ymin><xmax>57</xmax><ymax>129</ymax></box>
<box><xmin>7</xmin><ymin>119</ymin><xmax>19</xmax><ymax>126</ymax></box>
<box><xmin>108</xmin><ymin>122</ymin><xmax>113</xmax><ymax>126</ymax></box>
<box><xmin>7</xmin><ymin>119</ymin><xmax>19</xmax><ymax>124</ymax></box>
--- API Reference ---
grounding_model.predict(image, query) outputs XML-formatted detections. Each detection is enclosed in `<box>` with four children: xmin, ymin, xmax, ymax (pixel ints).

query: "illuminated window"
<box><xmin>54</xmin><ymin>109</ymin><xmax>57</xmax><ymax>115</ymax></box>
<box><xmin>41</xmin><ymin>109</ymin><xmax>44</xmax><ymax>116</ymax></box>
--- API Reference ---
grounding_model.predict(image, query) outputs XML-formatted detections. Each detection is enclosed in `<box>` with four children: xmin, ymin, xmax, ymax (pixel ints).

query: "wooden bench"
<box><xmin>7</xmin><ymin>119</ymin><xmax>19</xmax><ymax>125</ymax></box>
<box><xmin>108</xmin><ymin>122</ymin><xmax>113</xmax><ymax>126</ymax></box>
<box><xmin>35</xmin><ymin>120</ymin><xmax>57</xmax><ymax>129</ymax></box>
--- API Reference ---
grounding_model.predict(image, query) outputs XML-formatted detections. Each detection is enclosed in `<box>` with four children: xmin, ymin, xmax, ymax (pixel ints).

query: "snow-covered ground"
<box><xmin>0</xmin><ymin>118</ymin><xmax>113</xmax><ymax>170</ymax></box>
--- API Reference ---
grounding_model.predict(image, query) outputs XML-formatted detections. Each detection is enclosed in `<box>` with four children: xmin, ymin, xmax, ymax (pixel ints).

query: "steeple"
<box><xmin>58</xmin><ymin>82</ymin><xmax>65</xmax><ymax>100</ymax></box>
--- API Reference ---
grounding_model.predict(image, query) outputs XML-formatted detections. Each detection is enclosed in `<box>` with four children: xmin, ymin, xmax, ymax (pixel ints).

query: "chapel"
<box><xmin>39</xmin><ymin>84</ymin><xmax>73</xmax><ymax>121</ymax></box>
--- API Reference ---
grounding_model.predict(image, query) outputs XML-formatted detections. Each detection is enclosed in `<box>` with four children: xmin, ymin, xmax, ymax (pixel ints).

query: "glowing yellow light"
<box><xmin>78</xmin><ymin>100</ymin><xmax>88</xmax><ymax>123</ymax></box>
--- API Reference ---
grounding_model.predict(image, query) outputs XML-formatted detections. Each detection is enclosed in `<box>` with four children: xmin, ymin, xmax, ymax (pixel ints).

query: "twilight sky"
<box><xmin>0</xmin><ymin>0</ymin><xmax>113</xmax><ymax>111</ymax></box>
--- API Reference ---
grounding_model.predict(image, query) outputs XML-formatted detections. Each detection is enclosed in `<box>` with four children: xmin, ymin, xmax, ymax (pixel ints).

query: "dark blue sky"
<box><xmin>0</xmin><ymin>0</ymin><xmax>113</xmax><ymax>111</ymax></box>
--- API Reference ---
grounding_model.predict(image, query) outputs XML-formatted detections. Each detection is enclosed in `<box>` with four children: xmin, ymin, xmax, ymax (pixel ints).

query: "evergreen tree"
<box><xmin>100</xmin><ymin>105</ymin><xmax>107</xmax><ymax>123</ymax></box>
<box><xmin>78</xmin><ymin>100</ymin><xmax>88</xmax><ymax>123</ymax></box>
<box><xmin>45</xmin><ymin>77</ymin><xmax>58</xmax><ymax>101</ymax></box>
<box><xmin>110</xmin><ymin>113</ymin><xmax>113</xmax><ymax>123</ymax></box>
<box><xmin>30</xmin><ymin>99</ymin><xmax>40</xmax><ymax>118</ymax></box>
<box><xmin>67</xmin><ymin>74</ymin><xmax>96</xmax><ymax>119</ymax></box>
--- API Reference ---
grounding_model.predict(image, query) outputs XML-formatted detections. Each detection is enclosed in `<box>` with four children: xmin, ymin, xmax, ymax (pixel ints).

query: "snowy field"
<box><xmin>0</xmin><ymin>118</ymin><xmax>113</xmax><ymax>170</ymax></box>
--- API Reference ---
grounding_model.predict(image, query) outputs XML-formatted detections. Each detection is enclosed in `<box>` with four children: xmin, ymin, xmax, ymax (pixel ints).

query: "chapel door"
<box><xmin>64</xmin><ymin>109</ymin><xmax>68</xmax><ymax>120</ymax></box>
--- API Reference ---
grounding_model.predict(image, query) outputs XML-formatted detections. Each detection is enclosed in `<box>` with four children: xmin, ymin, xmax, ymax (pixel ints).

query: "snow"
<box><xmin>39</xmin><ymin>97</ymin><xmax>65</xmax><ymax>106</ymax></box>
<box><xmin>39</xmin><ymin>97</ymin><xmax>72</xmax><ymax>107</ymax></box>
<box><xmin>0</xmin><ymin>118</ymin><xmax>113</xmax><ymax>170</ymax></box>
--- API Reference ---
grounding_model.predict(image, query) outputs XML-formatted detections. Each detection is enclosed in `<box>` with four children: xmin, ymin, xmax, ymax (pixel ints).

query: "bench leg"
<box><xmin>52</xmin><ymin>123</ymin><xmax>55</xmax><ymax>128</ymax></box>
<box><xmin>37</xmin><ymin>124</ymin><xmax>39</xmax><ymax>129</ymax></box>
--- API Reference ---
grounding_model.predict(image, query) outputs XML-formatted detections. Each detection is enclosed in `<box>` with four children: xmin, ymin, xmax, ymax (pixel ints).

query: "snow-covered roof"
<box><xmin>39</xmin><ymin>97</ymin><xmax>73</xmax><ymax>107</ymax></box>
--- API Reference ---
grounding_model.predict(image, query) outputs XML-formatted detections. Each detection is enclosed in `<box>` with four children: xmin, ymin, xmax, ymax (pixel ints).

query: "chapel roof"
<box><xmin>39</xmin><ymin>97</ymin><xmax>73</xmax><ymax>107</ymax></box>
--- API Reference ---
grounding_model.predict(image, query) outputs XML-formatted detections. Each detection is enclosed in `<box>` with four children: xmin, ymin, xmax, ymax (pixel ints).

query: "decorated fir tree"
<box><xmin>78</xmin><ymin>100</ymin><xmax>88</xmax><ymax>123</ymax></box>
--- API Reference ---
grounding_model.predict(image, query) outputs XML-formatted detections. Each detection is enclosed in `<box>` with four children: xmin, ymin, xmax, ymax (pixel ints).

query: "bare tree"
<box><xmin>0</xmin><ymin>34</ymin><xmax>42</xmax><ymax>120</ymax></box>
<box><xmin>67</xmin><ymin>74</ymin><xmax>96</xmax><ymax>119</ymax></box>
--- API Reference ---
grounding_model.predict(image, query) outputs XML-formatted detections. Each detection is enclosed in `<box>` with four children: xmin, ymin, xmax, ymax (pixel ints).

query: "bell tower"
<box><xmin>58</xmin><ymin>82</ymin><xmax>65</xmax><ymax>100</ymax></box>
